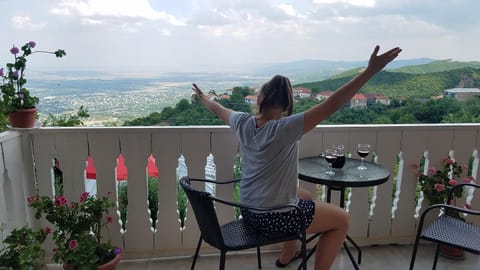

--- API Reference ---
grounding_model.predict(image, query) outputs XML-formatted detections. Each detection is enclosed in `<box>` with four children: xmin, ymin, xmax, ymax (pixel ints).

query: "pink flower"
<box><xmin>54</xmin><ymin>196</ymin><xmax>68</xmax><ymax>207</ymax></box>
<box><xmin>444</xmin><ymin>159</ymin><xmax>454</xmax><ymax>164</ymax></box>
<box><xmin>80</xmin><ymin>192</ymin><xmax>89</xmax><ymax>203</ymax></box>
<box><xmin>69</xmin><ymin>240</ymin><xmax>77</xmax><ymax>250</ymax></box>
<box><xmin>27</xmin><ymin>196</ymin><xmax>36</xmax><ymax>205</ymax></box>
<box><xmin>434</xmin><ymin>183</ymin><xmax>446</xmax><ymax>192</ymax></box>
<box><xmin>416</xmin><ymin>172</ymin><xmax>422</xmax><ymax>178</ymax></box>
<box><xmin>462</xmin><ymin>176</ymin><xmax>475</xmax><ymax>183</ymax></box>
<box><xmin>69</xmin><ymin>203</ymin><xmax>75</xmax><ymax>209</ymax></box>
<box><xmin>107</xmin><ymin>216</ymin><xmax>113</xmax><ymax>223</ymax></box>
<box><xmin>44</xmin><ymin>226</ymin><xmax>52</xmax><ymax>234</ymax></box>
<box><xmin>448</xmin><ymin>179</ymin><xmax>457</xmax><ymax>186</ymax></box>
<box><xmin>428</xmin><ymin>166</ymin><xmax>437</xmax><ymax>174</ymax></box>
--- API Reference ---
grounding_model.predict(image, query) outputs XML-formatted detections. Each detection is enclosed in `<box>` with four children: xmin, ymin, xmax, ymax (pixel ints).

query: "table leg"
<box><xmin>328</xmin><ymin>186</ymin><xmax>362</xmax><ymax>267</ymax></box>
<box><xmin>343</xmin><ymin>241</ymin><xmax>360</xmax><ymax>270</ymax></box>
<box><xmin>298</xmin><ymin>232</ymin><xmax>360</xmax><ymax>270</ymax></box>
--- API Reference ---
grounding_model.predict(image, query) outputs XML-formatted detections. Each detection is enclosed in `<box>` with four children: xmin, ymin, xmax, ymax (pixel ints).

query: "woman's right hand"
<box><xmin>192</xmin><ymin>83</ymin><xmax>205</xmax><ymax>99</ymax></box>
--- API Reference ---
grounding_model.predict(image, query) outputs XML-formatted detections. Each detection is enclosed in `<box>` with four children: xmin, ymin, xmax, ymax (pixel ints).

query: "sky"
<box><xmin>1</xmin><ymin>0</ymin><xmax>479</xmax><ymax>73</ymax></box>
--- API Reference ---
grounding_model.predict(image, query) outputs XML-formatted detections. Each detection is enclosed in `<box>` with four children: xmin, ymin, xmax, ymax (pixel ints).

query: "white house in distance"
<box><xmin>293</xmin><ymin>87</ymin><xmax>312</xmax><ymax>98</ymax></box>
<box><xmin>364</xmin><ymin>93</ymin><xmax>391</xmax><ymax>106</ymax></box>
<box><xmin>443</xmin><ymin>88</ymin><xmax>480</xmax><ymax>101</ymax></box>
<box><xmin>350</xmin><ymin>93</ymin><xmax>368</xmax><ymax>108</ymax></box>
<box><xmin>315</xmin><ymin>91</ymin><xmax>334</xmax><ymax>101</ymax></box>
<box><xmin>244</xmin><ymin>95</ymin><xmax>257</xmax><ymax>104</ymax></box>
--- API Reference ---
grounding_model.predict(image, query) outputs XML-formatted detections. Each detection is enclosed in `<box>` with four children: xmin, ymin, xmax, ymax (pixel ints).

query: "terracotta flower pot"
<box><xmin>8</xmin><ymin>107</ymin><xmax>38</xmax><ymax>128</ymax></box>
<box><xmin>98</xmin><ymin>253</ymin><xmax>121</xmax><ymax>270</ymax></box>
<box><xmin>63</xmin><ymin>254</ymin><xmax>121</xmax><ymax>270</ymax></box>
<box><xmin>438</xmin><ymin>243</ymin><xmax>465</xmax><ymax>260</ymax></box>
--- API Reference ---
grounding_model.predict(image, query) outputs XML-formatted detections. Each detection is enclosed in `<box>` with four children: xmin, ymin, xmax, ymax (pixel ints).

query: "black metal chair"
<box><xmin>409</xmin><ymin>182</ymin><xmax>480</xmax><ymax>269</ymax></box>
<box><xmin>179</xmin><ymin>176</ymin><xmax>308</xmax><ymax>270</ymax></box>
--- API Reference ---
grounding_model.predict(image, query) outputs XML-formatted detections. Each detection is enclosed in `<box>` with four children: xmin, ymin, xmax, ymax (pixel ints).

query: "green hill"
<box><xmin>296</xmin><ymin>67</ymin><xmax>480</xmax><ymax>99</ymax></box>
<box><xmin>391</xmin><ymin>59</ymin><xmax>480</xmax><ymax>74</ymax></box>
<box><xmin>329</xmin><ymin>67</ymin><xmax>365</xmax><ymax>79</ymax></box>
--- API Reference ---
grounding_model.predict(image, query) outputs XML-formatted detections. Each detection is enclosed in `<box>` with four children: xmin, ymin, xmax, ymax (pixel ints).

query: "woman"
<box><xmin>192</xmin><ymin>45</ymin><xmax>401</xmax><ymax>270</ymax></box>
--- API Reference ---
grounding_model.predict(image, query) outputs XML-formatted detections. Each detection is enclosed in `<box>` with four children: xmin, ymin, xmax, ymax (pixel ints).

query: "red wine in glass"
<box><xmin>325</xmin><ymin>155</ymin><xmax>337</xmax><ymax>164</ymax></box>
<box><xmin>357</xmin><ymin>150</ymin><xmax>369</xmax><ymax>158</ymax></box>
<box><xmin>332</xmin><ymin>155</ymin><xmax>345</xmax><ymax>169</ymax></box>
<box><xmin>332</xmin><ymin>144</ymin><xmax>345</xmax><ymax>169</ymax></box>
<box><xmin>324</xmin><ymin>148</ymin><xmax>337</xmax><ymax>175</ymax></box>
<box><xmin>357</xmin><ymin>144</ymin><xmax>371</xmax><ymax>171</ymax></box>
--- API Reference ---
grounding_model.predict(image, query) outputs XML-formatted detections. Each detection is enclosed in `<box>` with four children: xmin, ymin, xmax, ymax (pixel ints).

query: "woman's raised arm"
<box><xmin>303</xmin><ymin>45</ymin><xmax>401</xmax><ymax>134</ymax></box>
<box><xmin>192</xmin><ymin>83</ymin><xmax>234</xmax><ymax>124</ymax></box>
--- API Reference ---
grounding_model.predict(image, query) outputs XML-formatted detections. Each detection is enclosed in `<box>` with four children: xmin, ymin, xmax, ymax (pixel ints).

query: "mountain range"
<box><xmin>253</xmin><ymin>58</ymin><xmax>480</xmax><ymax>84</ymax></box>
<box><xmin>295</xmin><ymin>60</ymin><xmax>480</xmax><ymax>99</ymax></box>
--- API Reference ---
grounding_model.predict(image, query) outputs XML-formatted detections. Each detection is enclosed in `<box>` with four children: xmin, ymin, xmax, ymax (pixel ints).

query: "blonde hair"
<box><xmin>257</xmin><ymin>75</ymin><xmax>294</xmax><ymax>116</ymax></box>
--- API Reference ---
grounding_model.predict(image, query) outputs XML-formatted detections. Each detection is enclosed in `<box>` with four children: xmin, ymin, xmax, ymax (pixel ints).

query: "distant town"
<box><xmin>200</xmin><ymin>86</ymin><xmax>480</xmax><ymax>109</ymax></box>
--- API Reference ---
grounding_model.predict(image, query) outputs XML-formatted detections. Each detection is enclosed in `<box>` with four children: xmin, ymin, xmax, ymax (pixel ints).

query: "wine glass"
<box><xmin>331</xmin><ymin>144</ymin><xmax>345</xmax><ymax>169</ymax></box>
<box><xmin>324</xmin><ymin>148</ymin><xmax>338</xmax><ymax>176</ymax></box>
<box><xmin>357</xmin><ymin>144</ymin><xmax>370</xmax><ymax>171</ymax></box>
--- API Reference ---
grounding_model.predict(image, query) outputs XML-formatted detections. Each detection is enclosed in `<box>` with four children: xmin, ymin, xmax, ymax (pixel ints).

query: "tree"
<box><xmin>325</xmin><ymin>108</ymin><xmax>373</xmax><ymax>124</ymax></box>
<box><xmin>232</xmin><ymin>86</ymin><xmax>253</xmax><ymax>97</ymax></box>
<box><xmin>42</xmin><ymin>106</ymin><xmax>90</xmax><ymax>127</ymax></box>
<box><xmin>294</xmin><ymin>99</ymin><xmax>320</xmax><ymax>113</ymax></box>
<box><xmin>372</xmin><ymin>115</ymin><xmax>393</xmax><ymax>124</ymax></box>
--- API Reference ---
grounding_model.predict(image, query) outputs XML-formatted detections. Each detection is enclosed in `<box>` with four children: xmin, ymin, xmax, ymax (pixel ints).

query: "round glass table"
<box><xmin>298</xmin><ymin>156</ymin><xmax>390</xmax><ymax>269</ymax></box>
<box><xmin>298</xmin><ymin>156</ymin><xmax>390</xmax><ymax>188</ymax></box>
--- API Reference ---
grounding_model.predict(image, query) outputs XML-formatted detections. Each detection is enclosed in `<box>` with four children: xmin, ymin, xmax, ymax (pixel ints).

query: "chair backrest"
<box><xmin>179</xmin><ymin>176</ymin><xmax>225</xmax><ymax>249</ymax></box>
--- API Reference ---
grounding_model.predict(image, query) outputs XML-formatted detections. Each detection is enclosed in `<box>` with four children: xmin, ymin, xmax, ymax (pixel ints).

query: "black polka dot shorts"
<box><xmin>241</xmin><ymin>199</ymin><xmax>315</xmax><ymax>234</ymax></box>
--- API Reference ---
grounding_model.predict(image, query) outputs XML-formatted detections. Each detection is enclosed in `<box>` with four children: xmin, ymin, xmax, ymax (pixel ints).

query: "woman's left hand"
<box><xmin>367</xmin><ymin>45</ymin><xmax>402</xmax><ymax>73</ymax></box>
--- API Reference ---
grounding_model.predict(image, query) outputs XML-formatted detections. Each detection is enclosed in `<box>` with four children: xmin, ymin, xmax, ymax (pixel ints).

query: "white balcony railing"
<box><xmin>0</xmin><ymin>124</ymin><xmax>479</xmax><ymax>260</ymax></box>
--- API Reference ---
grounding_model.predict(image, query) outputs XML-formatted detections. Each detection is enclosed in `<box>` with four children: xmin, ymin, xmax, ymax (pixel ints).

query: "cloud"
<box><xmin>313</xmin><ymin>0</ymin><xmax>376</xmax><ymax>8</ymax></box>
<box><xmin>3</xmin><ymin>0</ymin><xmax>478</xmax><ymax>72</ymax></box>
<box><xmin>278</xmin><ymin>4</ymin><xmax>297</xmax><ymax>17</ymax></box>
<box><xmin>11</xmin><ymin>16</ymin><xmax>46</xmax><ymax>30</ymax></box>
<box><xmin>51</xmin><ymin>0</ymin><xmax>186</xmax><ymax>26</ymax></box>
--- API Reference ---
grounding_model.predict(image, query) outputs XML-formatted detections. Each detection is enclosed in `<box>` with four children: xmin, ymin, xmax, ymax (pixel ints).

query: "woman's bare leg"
<box><xmin>307</xmin><ymin>201</ymin><xmax>349</xmax><ymax>270</ymax></box>
<box><xmin>277</xmin><ymin>186</ymin><xmax>315</xmax><ymax>264</ymax></box>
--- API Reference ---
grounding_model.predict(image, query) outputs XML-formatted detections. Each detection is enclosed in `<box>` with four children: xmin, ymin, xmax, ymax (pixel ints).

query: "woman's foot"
<box><xmin>276</xmin><ymin>252</ymin><xmax>301</xmax><ymax>268</ymax></box>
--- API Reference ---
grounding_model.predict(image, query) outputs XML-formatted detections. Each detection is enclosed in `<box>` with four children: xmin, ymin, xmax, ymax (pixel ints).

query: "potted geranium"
<box><xmin>0</xmin><ymin>226</ymin><xmax>48</xmax><ymax>270</ymax></box>
<box><xmin>414</xmin><ymin>157</ymin><xmax>474</xmax><ymax>259</ymax></box>
<box><xmin>0</xmin><ymin>41</ymin><xmax>65</xmax><ymax>128</ymax></box>
<box><xmin>28</xmin><ymin>192</ymin><xmax>122</xmax><ymax>270</ymax></box>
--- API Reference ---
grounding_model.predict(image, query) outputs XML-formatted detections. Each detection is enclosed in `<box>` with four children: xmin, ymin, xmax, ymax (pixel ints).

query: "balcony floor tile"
<box><xmin>46</xmin><ymin>243</ymin><xmax>479</xmax><ymax>269</ymax></box>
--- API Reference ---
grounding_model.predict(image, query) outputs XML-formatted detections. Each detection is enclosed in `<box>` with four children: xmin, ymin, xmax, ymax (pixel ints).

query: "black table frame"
<box><xmin>297</xmin><ymin>156</ymin><xmax>390</xmax><ymax>270</ymax></box>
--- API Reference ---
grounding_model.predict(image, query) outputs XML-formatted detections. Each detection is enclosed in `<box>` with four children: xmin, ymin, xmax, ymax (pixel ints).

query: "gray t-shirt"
<box><xmin>229</xmin><ymin>112</ymin><xmax>304</xmax><ymax>209</ymax></box>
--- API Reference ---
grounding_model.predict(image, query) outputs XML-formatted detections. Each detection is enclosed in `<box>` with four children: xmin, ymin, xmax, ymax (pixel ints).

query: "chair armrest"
<box><xmin>422</xmin><ymin>203</ymin><xmax>480</xmax><ymax>219</ymax></box>
<box><xmin>188</xmin><ymin>178</ymin><xmax>307</xmax><ymax>230</ymax></box>
<box><xmin>189</xmin><ymin>177</ymin><xmax>301</xmax><ymax>212</ymax></box>
<box><xmin>447</xmin><ymin>182</ymin><xmax>480</xmax><ymax>202</ymax></box>
<box><xmin>212</xmin><ymin>196</ymin><xmax>307</xmax><ymax>230</ymax></box>
<box><xmin>416</xmin><ymin>202</ymin><xmax>480</xmax><ymax>234</ymax></box>
<box><xmin>189</xmin><ymin>177</ymin><xmax>240</xmax><ymax>185</ymax></box>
